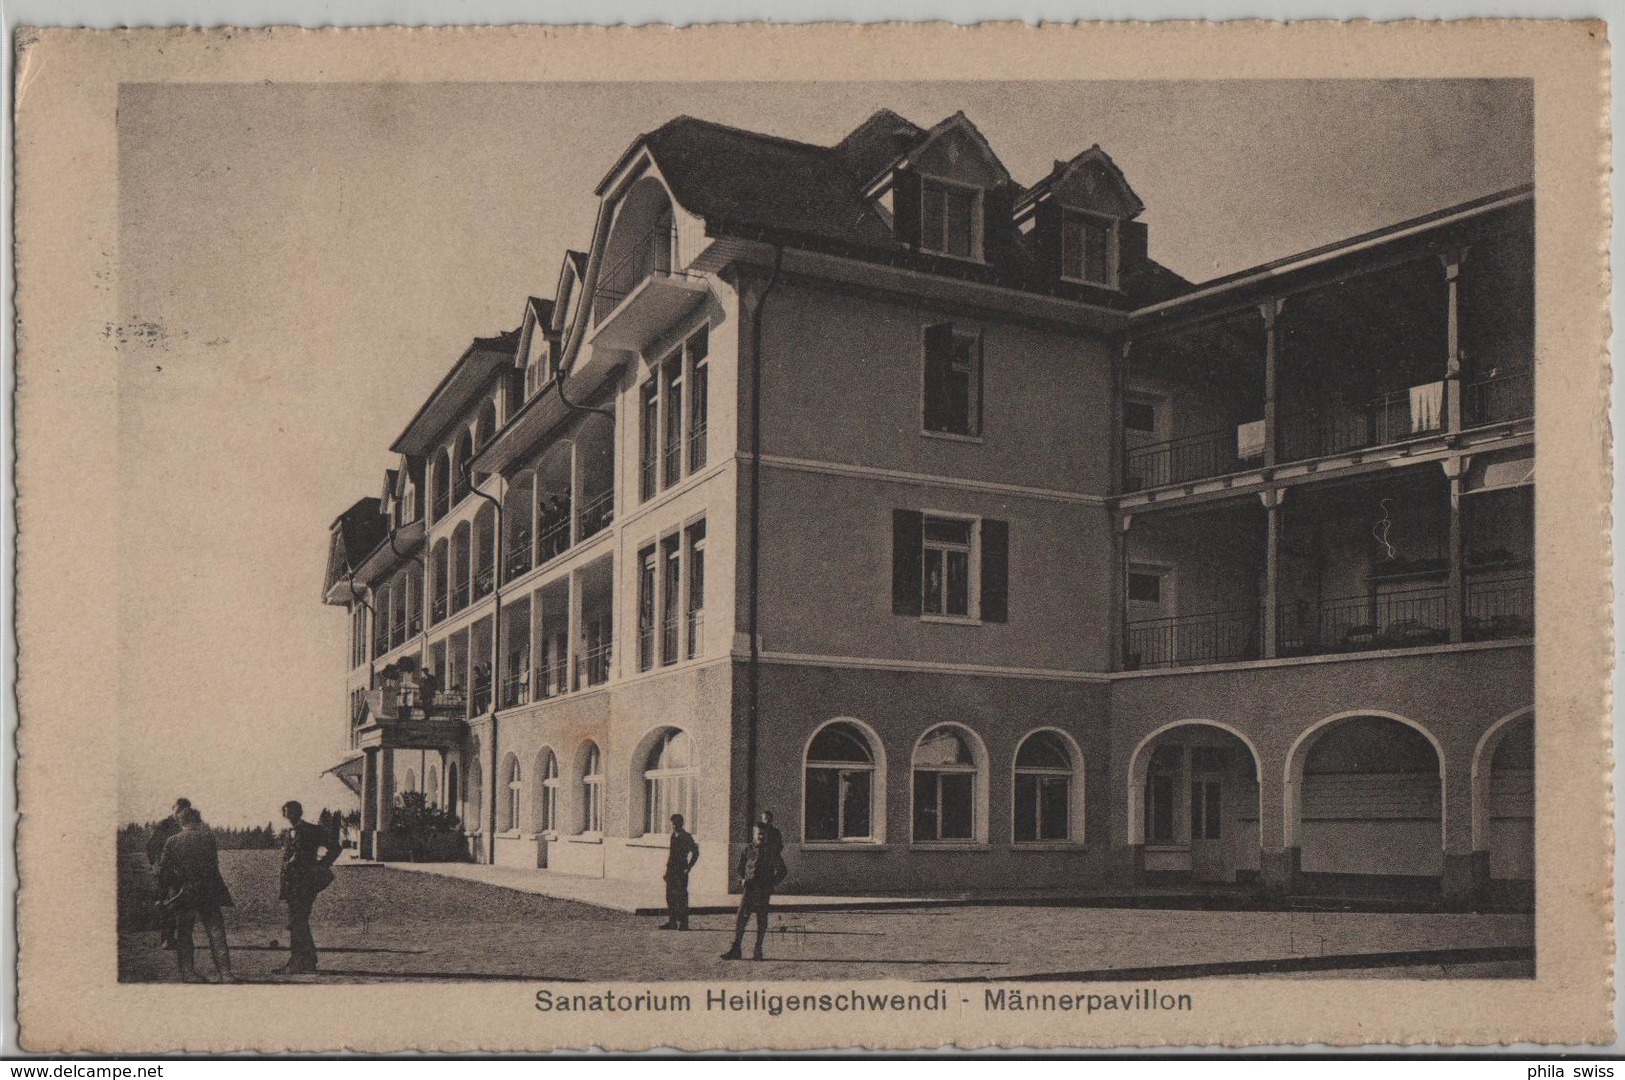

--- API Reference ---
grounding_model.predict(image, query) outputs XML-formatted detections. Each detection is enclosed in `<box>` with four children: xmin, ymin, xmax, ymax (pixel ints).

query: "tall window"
<box><xmin>643</xmin><ymin>729</ymin><xmax>697</xmax><ymax>835</ymax></box>
<box><xmin>687</xmin><ymin>328</ymin><xmax>709</xmax><ymax>471</ymax></box>
<box><xmin>912</xmin><ymin>725</ymin><xmax>980</xmax><ymax>842</ymax></box>
<box><xmin>662</xmin><ymin>351</ymin><xmax>684</xmax><ymax>489</ymax></box>
<box><xmin>1144</xmin><ymin>744</ymin><xmax>1180</xmax><ymax>843</ymax></box>
<box><xmin>537</xmin><ymin>750</ymin><xmax>560</xmax><ymax>833</ymax></box>
<box><xmin>1061</xmin><ymin>211</ymin><xmax>1115</xmax><ymax>287</ymax></box>
<box><xmin>637</xmin><ymin>545</ymin><xmax>657</xmax><ymax>672</ymax></box>
<box><xmin>500</xmin><ymin>754</ymin><xmax>522</xmax><ymax>832</ymax></box>
<box><xmin>660</xmin><ymin>536</ymin><xmax>681</xmax><ymax>665</ymax></box>
<box><xmin>685</xmin><ymin>522</ymin><xmax>706</xmax><ymax>659</ymax></box>
<box><xmin>579</xmin><ymin>742</ymin><xmax>603</xmax><ymax>834</ymax></box>
<box><xmin>431</xmin><ymin>450</ymin><xmax>451</xmax><ymax>522</ymax></box>
<box><xmin>1014</xmin><ymin>731</ymin><xmax>1075</xmax><ymax>842</ymax></box>
<box><xmin>639</xmin><ymin>378</ymin><xmax>659</xmax><ymax>502</ymax></box>
<box><xmin>923</xmin><ymin>324</ymin><xmax>982</xmax><ymax>437</ymax></box>
<box><xmin>804</xmin><ymin>722</ymin><xmax>877</xmax><ymax>842</ymax></box>
<box><xmin>921</xmin><ymin>179</ymin><xmax>978</xmax><ymax>259</ymax></box>
<box><xmin>351</xmin><ymin>606</ymin><xmax>367</xmax><ymax>668</ymax></box>
<box><xmin>453</xmin><ymin>430</ymin><xmax>473</xmax><ymax>505</ymax></box>
<box><xmin>923</xmin><ymin>516</ymin><xmax>974</xmax><ymax>618</ymax></box>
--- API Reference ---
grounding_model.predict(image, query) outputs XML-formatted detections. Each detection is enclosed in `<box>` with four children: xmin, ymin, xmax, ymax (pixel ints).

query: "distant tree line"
<box><xmin>117</xmin><ymin>809</ymin><xmax>358</xmax><ymax>854</ymax></box>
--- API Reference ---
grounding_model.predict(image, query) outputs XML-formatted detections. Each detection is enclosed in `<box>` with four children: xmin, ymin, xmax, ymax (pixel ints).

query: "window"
<box><xmin>660</xmin><ymin>536</ymin><xmax>681</xmax><ymax>665</ymax></box>
<box><xmin>466</xmin><ymin>758</ymin><xmax>483</xmax><ymax>831</ymax></box>
<box><xmin>923</xmin><ymin>324</ymin><xmax>982</xmax><ymax>437</ymax></box>
<box><xmin>921</xmin><ymin>179</ymin><xmax>978</xmax><ymax>259</ymax></box>
<box><xmin>1061</xmin><ymin>211</ymin><xmax>1116</xmax><ymax>287</ymax></box>
<box><xmin>1014</xmin><ymin>731</ymin><xmax>1075</xmax><ymax>843</ymax></box>
<box><xmin>1189</xmin><ymin>746</ymin><xmax>1226</xmax><ymax>841</ymax></box>
<box><xmin>500</xmin><ymin>754</ymin><xmax>522</xmax><ymax>832</ymax></box>
<box><xmin>1123</xmin><ymin>399</ymin><xmax>1159</xmax><ymax>435</ymax></box>
<box><xmin>912</xmin><ymin>725</ymin><xmax>980</xmax><ymax>842</ymax></box>
<box><xmin>1128</xmin><ymin>572</ymin><xmax>1161</xmax><ymax>604</ymax></box>
<box><xmin>637</xmin><ymin>545</ymin><xmax>657</xmax><ymax>672</ymax></box>
<box><xmin>1144</xmin><ymin>744</ymin><xmax>1180</xmax><ymax>843</ymax></box>
<box><xmin>351</xmin><ymin>606</ymin><xmax>367</xmax><ymax>668</ymax></box>
<box><xmin>805</xmin><ymin>722</ymin><xmax>878</xmax><ymax>842</ymax></box>
<box><xmin>579</xmin><ymin>742</ymin><xmax>603</xmax><ymax>834</ymax></box>
<box><xmin>688</xmin><ymin>328</ymin><xmax>709</xmax><ymax>471</ymax></box>
<box><xmin>431</xmin><ymin>450</ymin><xmax>451</xmax><ymax>522</ymax></box>
<box><xmin>662</xmin><ymin>352</ymin><xmax>684</xmax><ymax>489</ymax></box>
<box><xmin>923</xmin><ymin>516</ymin><xmax>974</xmax><ymax>618</ymax></box>
<box><xmin>892</xmin><ymin>511</ymin><xmax>1008</xmax><ymax>623</ymax></box>
<box><xmin>639</xmin><ymin>378</ymin><xmax>659</xmax><ymax>502</ymax></box>
<box><xmin>453</xmin><ymin>430</ymin><xmax>473</xmax><ymax>505</ymax></box>
<box><xmin>643</xmin><ymin>729</ymin><xmax>697</xmax><ymax>835</ymax></box>
<box><xmin>685</xmin><ymin>522</ymin><xmax>706</xmax><ymax>659</ymax></box>
<box><xmin>537</xmin><ymin>750</ymin><xmax>560</xmax><ymax>833</ymax></box>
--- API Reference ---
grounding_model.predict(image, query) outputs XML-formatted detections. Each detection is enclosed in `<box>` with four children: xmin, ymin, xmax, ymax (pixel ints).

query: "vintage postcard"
<box><xmin>12</xmin><ymin>22</ymin><xmax>1613</xmax><ymax>1052</ymax></box>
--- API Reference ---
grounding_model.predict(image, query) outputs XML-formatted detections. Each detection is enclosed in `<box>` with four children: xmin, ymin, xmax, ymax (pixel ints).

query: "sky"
<box><xmin>114</xmin><ymin>79</ymin><xmax>1532</xmax><ymax>827</ymax></box>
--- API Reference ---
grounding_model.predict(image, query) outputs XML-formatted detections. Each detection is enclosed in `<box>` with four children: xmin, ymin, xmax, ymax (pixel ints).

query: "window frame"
<box><xmin>802</xmin><ymin>719</ymin><xmax>886</xmax><ymax>846</ymax></box>
<box><xmin>641</xmin><ymin>728</ymin><xmax>698</xmax><ymax>837</ymax></box>
<box><xmin>684</xmin><ymin>521</ymin><xmax>706</xmax><ymax>660</ymax></box>
<box><xmin>578</xmin><ymin>741</ymin><xmax>604</xmax><ymax>836</ymax></box>
<box><xmin>921</xmin><ymin>323</ymin><xmax>985</xmax><ymax>441</ymax></box>
<box><xmin>1011</xmin><ymin>728</ymin><xmax>1083</xmax><ymax>847</ymax></box>
<box><xmin>918</xmin><ymin>175</ymin><xmax>985</xmax><ymax>262</ymax></box>
<box><xmin>921</xmin><ymin>512</ymin><xmax>982</xmax><ymax>623</ymax></box>
<box><xmin>537</xmin><ymin>749</ymin><xmax>561</xmax><ymax>836</ymax></box>
<box><xmin>909</xmin><ymin>723</ymin><xmax>988</xmax><ymax>846</ymax></box>
<box><xmin>1059</xmin><ymin>208</ymin><xmax>1120</xmax><ymax>289</ymax></box>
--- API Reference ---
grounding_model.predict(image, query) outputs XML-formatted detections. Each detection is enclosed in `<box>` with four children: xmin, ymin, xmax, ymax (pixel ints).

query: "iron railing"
<box><xmin>431</xmin><ymin>594</ymin><xmax>448</xmax><ymax>624</ymax></box>
<box><xmin>473</xmin><ymin>563</ymin><xmax>495</xmax><ymax>600</ymax></box>
<box><xmin>578</xmin><ymin>488</ymin><xmax>614</xmax><ymax>540</ymax></box>
<box><xmin>470</xmin><ymin>680</ymin><xmax>492</xmax><ymax>717</ymax></box>
<box><xmin>661</xmin><ymin>616</ymin><xmax>680</xmax><ymax>666</ymax></box>
<box><xmin>1465</xmin><ymin>570</ymin><xmax>1534</xmax><ymax>641</ymax></box>
<box><xmin>639</xmin><ymin>458</ymin><xmax>657</xmax><ymax>502</ymax></box>
<box><xmin>1462</xmin><ymin>370</ymin><xmax>1533</xmax><ymax>428</ymax></box>
<box><xmin>637</xmin><ymin>625</ymin><xmax>655</xmax><ymax>672</ymax></box>
<box><xmin>501</xmin><ymin>670</ymin><xmax>532</xmax><ymax>708</ymax></box>
<box><xmin>1277</xmin><ymin>584</ymin><xmax>1450</xmax><ymax>656</ymax></box>
<box><xmin>504</xmin><ymin>538</ymin><xmax>533</xmax><ymax>582</ymax></box>
<box><xmin>575</xmin><ymin>642</ymin><xmax>613</xmax><ymax>689</ymax></box>
<box><xmin>1123</xmin><ymin>429</ymin><xmax>1244</xmax><ymax>491</ymax></box>
<box><xmin>537</xmin><ymin>516</ymin><xmax>571</xmax><ymax>564</ymax></box>
<box><xmin>688</xmin><ymin>422</ymin><xmax>708</xmax><ymax>472</ymax></box>
<box><xmin>1126</xmin><ymin>607</ymin><xmax>1263</xmax><ymax>670</ymax></box>
<box><xmin>451</xmin><ymin>580</ymin><xmax>471</xmax><ymax>613</ymax></box>
<box><xmin>1276</xmin><ymin>384</ymin><xmax>1444</xmax><ymax>464</ymax></box>
<box><xmin>593</xmin><ymin>220</ymin><xmax>680</xmax><ymax>318</ymax></box>
<box><xmin>686</xmin><ymin>608</ymin><xmax>705</xmax><ymax>660</ymax></box>
<box><xmin>537</xmin><ymin>657</ymin><xmax>569</xmax><ymax>700</ymax></box>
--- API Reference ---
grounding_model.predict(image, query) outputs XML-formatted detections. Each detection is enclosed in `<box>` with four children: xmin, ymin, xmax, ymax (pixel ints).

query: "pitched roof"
<box><xmin>833</xmin><ymin>108</ymin><xmax>927</xmax><ymax>186</ymax></box>
<box><xmin>1017</xmin><ymin>144</ymin><xmax>1146</xmax><ymax>218</ymax></box>
<box><xmin>325</xmin><ymin>496</ymin><xmax>389</xmax><ymax>600</ymax></box>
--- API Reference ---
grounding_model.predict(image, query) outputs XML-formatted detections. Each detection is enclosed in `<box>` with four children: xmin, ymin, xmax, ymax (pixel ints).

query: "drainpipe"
<box><xmin>467</xmin><ymin>470</ymin><xmax>504</xmax><ymax>866</ymax></box>
<box><xmin>744</xmin><ymin>246</ymin><xmax>784</xmax><ymax>833</ymax></box>
<box><xmin>551</xmin><ymin>366</ymin><xmax>617</xmax><ymax>420</ymax></box>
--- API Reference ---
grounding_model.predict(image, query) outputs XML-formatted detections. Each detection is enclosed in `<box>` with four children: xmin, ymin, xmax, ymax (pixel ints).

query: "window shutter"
<box><xmin>892</xmin><ymin>509</ymin><xmax>924</xmax><ymax>615</ymax></box>
<box><xmin>1034</xmin><ymin>199</ymin><xmax>1064</xmax><ymax>280</ymax></box>
<box><xmin>892</xmin><ymin>168</ymin><xmax>922</xmax><ymax>249</ymax></box>
<box><xmin>980</xmin><ymin>518</ymin><xmax>1009</xmax><ymax>623</ymax></box>
<box><xmin>982</xmin><ymin>182</ymin><xmax>1015</xmax><ymax>270</ymax></box>
<box><xmin>922</xmin><ymin>322</ymin><xmax>954</xmax><ymax>432</ymax></box>
<box><xmin>1121</xmin><ymin>220</ymin><xmax>1148</xmax><ymax>282</ymax></box>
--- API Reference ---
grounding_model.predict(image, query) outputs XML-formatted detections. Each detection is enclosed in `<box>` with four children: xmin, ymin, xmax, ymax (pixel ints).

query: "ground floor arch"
<box><xmin>1127</xmin><ymin>720</ymin><xmax>1263</xmax><ymax>883</ymax></box>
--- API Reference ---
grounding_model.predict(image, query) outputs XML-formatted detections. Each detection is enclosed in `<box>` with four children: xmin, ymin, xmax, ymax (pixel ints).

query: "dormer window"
<box><xmin>1061</xmin><ymin>210</ymin><xmax>1117</xmax><ymax>288</ymax></box>
<box><xmin>921</xmin><ymin>178</ymin><xmax>980</xmax><ymax>260</ymax></box>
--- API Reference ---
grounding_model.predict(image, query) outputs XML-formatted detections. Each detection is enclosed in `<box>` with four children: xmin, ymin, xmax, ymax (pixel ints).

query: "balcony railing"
<box><xmin>593</xmin><ymin>220</ymin><xmax>679</xmax><ymax>318</ymax></box>
<box><xmin>1465</xmin><ymin>570</ymin><xmax>1534</xmax><ymax>641</ymax></box>
<box><xmin>388</xmin><ymin>686</ymin><xmax>467</xmax><ymax>715</ymax></box>
<box><xmin>1277</xmin><ymin>583</ymin><xmax>1450</xmax><ymax>657</ymax></box>
<box><xmin>1124</xmin><ymin>429</ymin><xmax>1245</xmax><ymax>492</ymax></box>
<box><xmin>504</xmin><ymin>538</ymin><xmax>533</xmax><ymax>582</ymax></box>
<box><xmin>686</xmin><ymin>608</ymin><xmax>704</xmax><ymax>660</ymax></box>
<box><xmin>431</xmin><ymin>594</ymin><xmax>448</xmax><ymax>624</ymax></box>
<box><xmin>1463</xmin><ymin>370</ymin><xmax>1533</xmax><ymax>428</ymax></box>
<box><xmin>451</xmin><ymin>580</ymin><xmax>471</xmax><ymax>613</ymax></box>
<box><xmin>1277</xmin><ymin>384</ymin><xmax>1443</xmax><ymax>464</ymax></box>
<box><xmin>538</xmin><ymin>657</ymin><xmax>569</xmax><ymax>700</ymax></box>
<box><xmin>501</xmin><ymin>669</ymin><xmax>532</xmax><ymax>708</ymax></box>
<box><xmin>1126</xmin><ymin>608</ymin><xmax>1262</xmax><ymax>670</ymax></box>
<box><xmin>639</xmin><ymin>459</ymin><xmax>657</xmax><ymax>502</ymax></box>
<box><xmin>688</xmin><ymin>423</ymin><xmax>708</xmax><ymax>472</ymax></box>
<box><xmin>537</xmin><ymin>516</ymin><xmax>571</xmax><ymax>564</ymax></box>
<box><xmin>574</xmin><ymin>641</ymin><xmax>613</xmax><ymax>689</ymax></box>
<box><xmin>579</xmin><ymin>488</ymin><xmax>614</xmax><ymax>541</ymax></box>
<box><xmin>661</xmin><ymin>618</ymin><xmax>680</xmax><ymax>666</ymax></box>
<box><xmin>474</xmin><ymin>563</ymin><xmax>495</xmax><ymax>600</ymax></box>
<box><xmin>470</xmin><ymin>680</ymin><xmax>492</xmax><ymax>717</ymax></box>
<box><xmin>409</xmin><ymin>610</ymin><xmax>422</xmax><ymax>636</ymax></box>
<box><xmin>637</xmin><ymin>625</ymin><xmax>655</xmax><ymax>672</ymax></box>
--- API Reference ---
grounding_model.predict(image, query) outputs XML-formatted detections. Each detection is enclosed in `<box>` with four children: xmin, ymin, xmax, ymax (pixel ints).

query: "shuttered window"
<box><xmin>892</xmin><ymin>511</ymin><xmax>1008</xmax><ymax>623</ymax></box>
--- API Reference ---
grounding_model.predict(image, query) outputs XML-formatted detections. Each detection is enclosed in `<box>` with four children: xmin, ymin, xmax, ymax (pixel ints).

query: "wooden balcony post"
<box><xmin>1441</xmin><ymin>251</ymin><xmax>1466</xmax><ymax>435</ymax></box>
<box><xmin>1444</xmin><ymin>457</ymin><xmax>1467</xmax><ymax>643</ymax></box>
<box><xmin>1260</xmin><ymin>299</ymin><xmax>1283</xmax><ymax>467</ymax></box>
<box><xmin>1260</xmin><ymin>489</ymin><xmax>1285</xmax><ymax>659</ymax></box>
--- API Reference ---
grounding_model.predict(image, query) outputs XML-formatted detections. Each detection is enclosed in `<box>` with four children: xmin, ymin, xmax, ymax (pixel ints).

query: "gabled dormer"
<box><xmin>517</xmin><ymin>294</ymin><xmax>558</xmax><ymax>402</ymax></box>
<box><xmin>322</xmin><ymin>497</ymin><xmax>388</xmax><ymax>605</ymax></box>
<box><xmin>867</xmin><ymin>112</ymin><xmax>1018</xmax><ymax>266</ymax></box>
<box><xmin>1015</xmin><ymin>145</ymin><xmax>1147</xmax><ymax>292</ymax></box>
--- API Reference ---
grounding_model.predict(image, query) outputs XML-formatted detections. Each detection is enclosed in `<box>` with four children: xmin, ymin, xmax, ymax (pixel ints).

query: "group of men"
<box><xmin>660</xmin><ymin>808</ymin><xmax>789</xmax><ymax>961</ymax></box>
<box><xmin>146</xmin><ymin>798</ymin><xmax>341</xmax><ymax>983</ymax></box>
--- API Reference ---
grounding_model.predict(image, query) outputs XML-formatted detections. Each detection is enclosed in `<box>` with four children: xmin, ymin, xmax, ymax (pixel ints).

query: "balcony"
<box><xmin>579</xmin><ymin>488</ymin><xmax>614</xmax><ymax>541</ymax></box>
<box><xmin>1125</xmin><ymin>428</ymin><xmax>1255</xmax><ymax>492</ymax></box>
<box><xmin>1463</xmin><ymin>370</ymin><xmax>1533</xmax><ymax>429</ymax></box>
<box><xmin>501</xmin><ymin>669</ymin><xmax>531</xmax><ymax>709</ymax></box>
<box><xmin>450</xmin><ymin>580</ymin><xmax>471</xmax><ymax>614</ymax></box>
<box><xmin>1126</xmin><ymin>608</ymin><xmax>1262</xmax><ymax>670</ymax></box>
<box><xmin>354</xmin><ymin>683</ymin><xmax>468</xmax><ymax>750</ymax></box>
<box><xmin>431</xmin><ymin>594</ymin><xmax>448</xmax><ymax>624</ymax></box>
<box><xmin>1277</xmin><ymin>583</ymin><xmax>1450</xmax><ymax>657</ymax></box>
<box><xmin>473</xmin><ymin>563</ymin><xmax>495</xmax><ymax>601</ymax></box>
<box><xmin>504</xmin><ymin>541</ymin><xmax>533</xmax><ymax>584</ymax></box>
<box><xmin>537</xmin><ymin>657</ymin><xmax>569</xmax><ymax>700</ymax></box>
<box><xmin>589</xmin><ymin>219</ymin><xmax>710</xmax><ymax>354</ymax></box>
<box><xmin>574</xmin><ymin>641</ymin><xmax>613</xmax><ymax>690</ymax></box>
<box><xmin>1465</xmin><ymin>569</ymin><xmax>1534</xmax><ymax>641</ymax></box>
<box><xmin>1277</xmin><ymin>384</ymin><xmax>1443</xmax><ymax>465</ymax></box>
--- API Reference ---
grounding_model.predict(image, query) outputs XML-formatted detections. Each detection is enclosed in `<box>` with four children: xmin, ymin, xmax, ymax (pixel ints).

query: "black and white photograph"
<box><xmin>13</xmin><ymin>22</ymin><xmax>1611</xmax><ymax>1053</ymax></box>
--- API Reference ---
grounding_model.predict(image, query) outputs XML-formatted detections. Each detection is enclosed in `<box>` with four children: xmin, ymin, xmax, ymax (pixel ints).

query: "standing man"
<box><xmin>157</xmin><ymin>807</ymin><xmax>237</xmax><ymax>983</ymax></box>
<box><xmin>658</xmin><ymin>813</ymin><xmax>700</xmax><ymax>930</ymax></box>
<box><xmin>720</xmin><ymin>822</ymin><xmax>788</xmax><ymax>961</ymax></box>
<box><xmin>145</xmin><ymin>797</ymin><xmax>191</xmax><ymax>949</ymax></box>
<box><xmin>276</xmin><ymin>800</ymin><xmax>339</xmax><ymax>975</ymax></box>
<box><xmin>756</xmin><ymin>809</ymin><xmax>784</xmax><ymax>859</ymax></box>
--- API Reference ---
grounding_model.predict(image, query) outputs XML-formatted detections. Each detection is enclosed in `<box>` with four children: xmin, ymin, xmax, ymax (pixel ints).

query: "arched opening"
<box><xmin>472</xmin><ymin>503</ymin><xmax>496</xmax><ymax>600</ymax></box>
<box><xmin>534</xmin><ymin>443</ymin><xmax>573</xmax><ymax>564</ymax></box>
<box><xmin>429</xmin><ymin>539</ymin><xmax>449</xmax><ymax>625</ymax></box>
<box><xmin>499</xmin><ymin>753</ymin><xmax>522</xmax><ymax>832</ymax></box>
<box><xmin>910</xmin><ymin>724</ymin><xmax>988</xmax><ymax>844</ymax></box>
<box><xmin>402</xmin><ymin>768</ymin><xmax>418</xmax><ymax>794</ymax></box>
<box><xmin>1013</xmin><ymin>729</ymin><xmax>1084</xmax><ymax>844</ymax></box>
<box><xmin>576</xmin><ymin>414</ymin><xmax>616</xmax><ymax>541</ymax></box>
<box><xmin>476</xmin><ymin>399</ymin><xmax>496</xmax><ymax>449</ymax></box>
<box><xmin>503</xmin><ymin>471</ymin><xmax>535</xmax><ymax>581</ymax></box>
<box><xmin>431</xmin><ymin>449</ymin><xmax>451</xmax><ymax>523</ymax></box>
<box><xmin>1290</xmin><ymin>713</ymin><xmax>1443</xmax><ymax>881</ymax></box>
<box><xmin>426</xmin><ymin>764</ymin><xmax>440</xmax><ymax>808</ymax></box>
<box><xmin>1473</xmin><ymin>710</ymin><xmax>1533</xmax><ymax>888</ymax></box>
<box><xmin>465</xmin><ymin>757</ymin><xmax>483</xmax><ymax>834</ymax></box>
<box><xmin>453</xmin><ymin>429</ymin><xmax>473</xmax><ymax>506</ymax></box>
<box><xmin>446</xmin><ymin>762</ymin><xmax>459</xmax><ymax>820</ymax></box>
<box><xmin>533</xmin><ymin>748</ymin><xmax>560</xmax><ymax>834</ymax></box>
<box><xmin>595</xmin><ymin>177</ymin><xmax>677</xmax><ymax>320</ymax></box>
<box><xmin>450</xmin><ymin>522</ymin><xmax>472</xmax><ymax>613</ymax></box>
<box><xmin>575</xmin><ymin>740</ymin><xmax>603</xmax><ymax>835</ymax></box>
<box><xmin>1127</xmin><ymin>721</ymin><xmax>1261</xmax><ymax>883</ymax></box>
<box><xmin>635</xmin><ymin>728</ymin><xmax>697</xmax><ymax>836</ymax></box>
<box><xmin>803</xmin><ymin>719</ymin><xmax>884</xmax><ymax>844</ymax></box>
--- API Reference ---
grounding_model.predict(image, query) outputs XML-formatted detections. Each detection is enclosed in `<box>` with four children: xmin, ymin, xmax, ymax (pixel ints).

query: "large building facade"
<box><xmin>322</xmin><ymin>110</ymin><xmax>1535</xmax><ymax>905</ymax></box>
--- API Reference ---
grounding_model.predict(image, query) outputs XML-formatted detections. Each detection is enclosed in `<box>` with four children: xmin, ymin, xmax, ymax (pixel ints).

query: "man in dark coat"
<box><xmin>157</xmin><ymin>807</ymin><xmax>237</xmax><ymax>983</ymax></box>
<box><xmin>658</xmin><ymin>813</ymin><xmax>700</xmax><ymax>930</ymax></box>
<box><xmin>720</xmin><ymin>822</ymin><xmax>788</xmax><ymax>961</ymax></box>
<box><xmin>276</xmin><ymin>800</ymin><xmax>340</xmax><ymax>975</ymax></box>
<box><xmin>145</xmin><ymin>797</ymin><xmax>191</xmax><ymax>949</ymax></box>
<box><xmin>756</xmin><ymin>809</ymin><xmax>784</xmax><ymax>859</ymax></box>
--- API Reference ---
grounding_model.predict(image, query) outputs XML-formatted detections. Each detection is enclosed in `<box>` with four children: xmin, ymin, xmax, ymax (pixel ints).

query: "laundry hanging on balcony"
<box><xmin>1236</xmin><ymin>419</ymin><xmax>1267</xmax><ymax>461</ymax></box>
<box><xmin>1409</xmin><ymin>380</ymin><xmax>1444</xmax><ymax>433</ymax></box>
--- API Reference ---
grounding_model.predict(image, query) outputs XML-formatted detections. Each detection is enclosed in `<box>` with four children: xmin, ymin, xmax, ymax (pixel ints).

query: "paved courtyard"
<box><xmin>118</xmin><ymin>852</ymin><xmax>1534</xmax><ymax>984</ymax></box>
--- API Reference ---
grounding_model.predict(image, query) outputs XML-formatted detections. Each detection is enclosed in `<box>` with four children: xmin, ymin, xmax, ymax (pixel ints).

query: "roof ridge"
<box><xmin>653</xmin><ymin>113</ymin><xmax>834</xmax><ymax>157</ymax></box>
